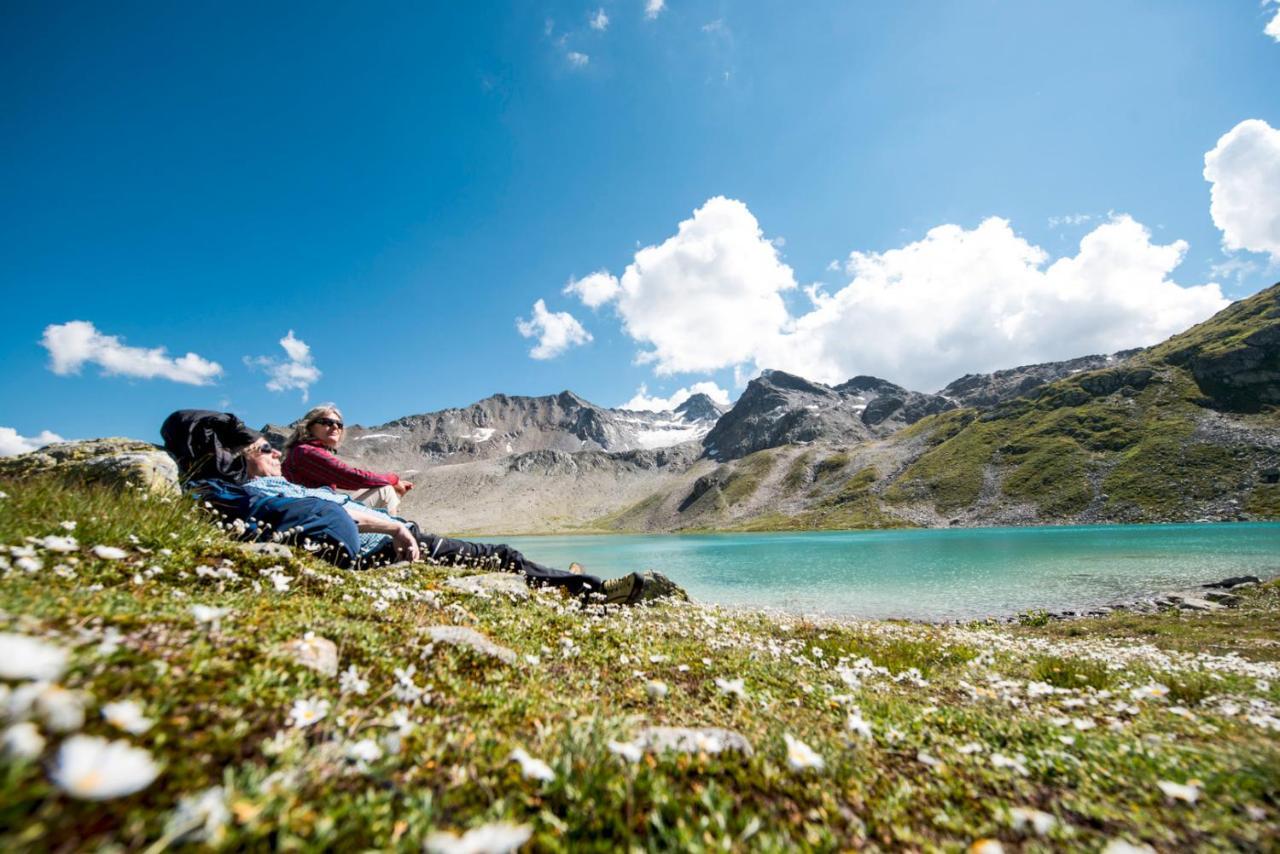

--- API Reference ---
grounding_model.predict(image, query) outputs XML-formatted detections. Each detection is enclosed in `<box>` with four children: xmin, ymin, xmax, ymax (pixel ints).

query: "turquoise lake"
<box><xmin>501</xmin><ymin>523</ymin><xmax>1280</xmax><ymax>621</ymax></box>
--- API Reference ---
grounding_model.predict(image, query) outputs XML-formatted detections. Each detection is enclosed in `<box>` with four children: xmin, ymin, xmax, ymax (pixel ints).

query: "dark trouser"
<box><xmin>407</xmin><ymin>524</ymin><xmax>603</xmax><ymax>598</ymax></box>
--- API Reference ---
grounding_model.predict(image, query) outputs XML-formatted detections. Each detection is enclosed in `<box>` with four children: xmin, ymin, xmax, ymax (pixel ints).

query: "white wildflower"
<box><xmin>91</xmin><ymin>545</ymin><xmax>128</xmax><ymax>561</ymax></box>
<box><xmin>424</xmin><ymin>822</ymin><xmax>532</xmax><ymax>854</ymax></box>
<box><xmin>1008</xmin><ymin>806</ymin><xmax>1056</xmax><ymax>835</ymax></box>
<box><xmin>1101</xmin><ymin>841</ymin><xmax>1155</xmax><ymax>854</ymax></box>
<box><xmin>1131</xmin><ymin>683</ymin><xmax>1169</xmax><ymax>701</ymax></box>
<box><xmin>347</xmin><ymin>738</ymin><xmax>383</xmax><ymax>764</ymax></box>
<box><xmin>2</xmin><ymin>721</ymin><xmax>45</xmax><ymax>760</ymax></box>
<box><xmin>509</xmin><ymin>747</ymin><xmax>555</xmax><ymax>782</ymax></box>
<box><xmin>166</xmin><ymin>786</ymin><xmax>230</xmax><ymax>844</ymax></box>
<box><xmin>190</xmin><ymin>605</ymin><xmax>231</xmax><ymax>627</ymax></box>
<box><xmin>715</xmin><ymin>677</ymin><xmax>746</xmax><ymax>698</ymax></box>
<box><xmin>340</xmin><ymin>665</ymin><xmax>369</xmax><ymax>696</ymax></box>
<box><xmin>59</xmin><ymin>520</ymin><xmax>77</xmax><ymax>531</ymax></box>
<box><xmin>646</xmin><ymin>680</ymin><xmax>669</xmax><ymax>700</ymax></box>
<box><xmin>288</xmin><ymin>698</ymin><xmax>329</xmax><ymax>728</ymax></box>
<box><xmin>846</xmin><ymin>709</ymin><xmax>873</xmax><ymax>739</ymax></box>
<box><xmin>1072</xmin><ymin>717</ymin><xmax>1097</xmax><ymax>731</ymax></box>
<box><xmin>783</xmin><ymin>733</ymin><xmax>824</xmax><ymax>771</ymax></box>
<box><xmin>39</xmin><ymin>535</ymin><xmax>78</xmax><ymax>553</ymax></box>
<box><xmin>96</xmin><ymin>627</ymin><xmax>124</xmax><ymax>656</ymax></box>
<box><xmin>607</xmin><ymin>739</ymin><xmax>643</xmax><ymax>763</ymax></box>
<box><xmin>990</xmin><ymin>753</ymin><xmax>1029</xmax><ymax>775</ymax></box>
<box><xmin>969</xmin><ymin>840</ymin><xmax>1005</xmax><ymax>854</ymax></box>
<box><xmin>51</xmin><ymin>735</ymin><xmax>159</xmax><ymax>800</ymax></box>
<box><xmin>37</xmin><ymin>684</ymin><xmax>86</xmax><ymax>732</ymax></box>
<box><xmin>957</xmin><ymin>741</ymin><xmax>984</xmax><ymax>755</ymax></box>
<box><xmin>916</xmin><ymin>750</ymin><xmax>943</xmax><ymax>769</ymax></box>
<box><xmin>1156</xmin><ymin>779</ymin><xmax>1201</xmax><ymax>804</ymax></box>
<box><xmin>15</xmin><ymin>556</ymin><xmax>41</xmax><ymax>573</ymax></box>
<box><xmin>102</xmin><ymin>700</ymin><xmax>153</xmax><ymax>735</ymax></box>
<box><xmin>0</xmin><ymin>633</ymin><xmax>68</xmax><ymax>680</ymax></box>
<box><xmin>1026</xmin><ymin>681</ymin><xmax>1056</xmax><ymax>697</ymax></box>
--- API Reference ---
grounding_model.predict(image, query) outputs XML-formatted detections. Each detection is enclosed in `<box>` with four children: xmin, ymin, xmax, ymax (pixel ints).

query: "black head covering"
<box><xmin>160</xmin><ymin>410</ymin><xmax>262</xmax><ymax>485</ymax></box>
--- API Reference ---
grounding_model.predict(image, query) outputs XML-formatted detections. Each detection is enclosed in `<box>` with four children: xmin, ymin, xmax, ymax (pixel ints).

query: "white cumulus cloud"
<box><xmin>645</xmin><ymin>0</ymin><xmax>666</xmax><ymax>20</ymax></box>
<box><xmin>247</xmin><ymin>330</ymin><xmax>322</xmax><ymax>401</ymax></box>
<box><xmin>1266</xmin><ymin>3</ymin><xmax>1280</xmax><ymax>42</ymax></box>
<box><xmin>41</xmin><ymin>321</ymin><xmax>223</xmax><ymax>386</ymax></box>
<box><xmin>590</xmin><ymin>8</ymin><xmax>609</xmax><ymax>30</ymax></box>
<box><xmin>571</xmin><ymin>196</ymin><xmax>796</xmax><ymax>374</ymax></box>
<box><xmin>1204</xmin><ymin>119</ymin><xmax>1280</xmax><ymax>261</ymax></box>
<box><xmin>620</xmin><ymin>381</ymin><xmax>731</xmax><ymax>412</ymax></box>
<box><xmin>0</xmin><ymin>427</ymin><xmax>65</xmax><ymax>457</ymax></box>
<box><xmin>516</xmin><ymin>299</ymin><xmax>592</xmax><ymax>359</ymax></box>
<box><xmin>566</xmin><ymin>51</ymin><xmax>590</xmax><ymax>68</ymax></box>
<box><xmin>561</xmin><ymin>198</ymin><xmax>1228</xmax><ymax>393</ymax></box>
<box><xmin>563</xmin><ymin>271</ymin><xmax>621</xmax><ymax>308</ymax></box>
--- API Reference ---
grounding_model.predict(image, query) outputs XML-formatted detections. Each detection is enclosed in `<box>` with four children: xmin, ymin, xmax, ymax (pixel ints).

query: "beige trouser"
<box><xmin>345</xmin><ymin>484</ymin><xmax>400</xmax><ymax>515</ymax></box>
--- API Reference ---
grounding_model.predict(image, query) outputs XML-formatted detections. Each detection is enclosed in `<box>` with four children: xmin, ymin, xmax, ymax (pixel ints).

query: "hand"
<box><xmin>394</xmin><ymin>480</ymin><xmax>414</xmax><ymax>496</ymax></box>
<box><xmin>391</xmin><ymin>524</ymin><xmax>420</xmax><ymax>562</ymax></box>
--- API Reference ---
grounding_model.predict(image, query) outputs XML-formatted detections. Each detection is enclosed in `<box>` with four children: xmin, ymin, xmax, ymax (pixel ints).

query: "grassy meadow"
<box><xmin>0</xmin><ymin>476</ymin><xmax>1277</xmax><ymax>851</ymax></box>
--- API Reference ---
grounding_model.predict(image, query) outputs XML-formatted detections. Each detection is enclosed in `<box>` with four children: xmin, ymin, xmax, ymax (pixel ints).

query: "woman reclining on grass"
<box><xmin>282</xmin><ymin>404</ymin><xmax>413</xmax><ymax>514</ymax></box>
<box><xmin>241</xmin><ymin>436</ymin><xmax>647</xmax><ymax>605</ymax></box>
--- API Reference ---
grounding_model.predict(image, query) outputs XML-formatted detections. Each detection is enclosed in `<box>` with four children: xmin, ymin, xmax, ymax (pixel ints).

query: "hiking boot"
<box><xmin>602</xmin><ymin>572</ymin><xmax>645</xmax><ymax>606</ymax></box>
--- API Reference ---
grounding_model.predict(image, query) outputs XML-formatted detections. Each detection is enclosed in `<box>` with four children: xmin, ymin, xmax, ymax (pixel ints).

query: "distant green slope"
<box><xmin>884</xmin><ymin>283</ymin><xmax>1280</xmax><ymax>523</ymax></box>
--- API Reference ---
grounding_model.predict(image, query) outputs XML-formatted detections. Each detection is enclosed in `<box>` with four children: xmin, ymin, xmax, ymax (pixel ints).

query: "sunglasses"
<box><xmin>313</xmin><ymin>417</ymin><xmax>344</xmax><ymax>429</ymax></box>
<box><xmin>248</xmin><ymin>443</ymin><xmax>277</xmax><ymax>457</ymax></box>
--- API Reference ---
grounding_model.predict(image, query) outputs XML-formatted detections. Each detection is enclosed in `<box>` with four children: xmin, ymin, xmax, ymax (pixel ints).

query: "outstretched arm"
<box><xmin>342</xmin><ymin>504</ymin><xmax>420</xmax><ymax>562</ymax></box>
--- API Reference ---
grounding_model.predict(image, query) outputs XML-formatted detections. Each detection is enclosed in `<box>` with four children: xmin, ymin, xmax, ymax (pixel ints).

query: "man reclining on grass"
<box><xmin>237</xmin><ymin>435</ymin><xmax>648</xmax><ymax>605</ymax></box>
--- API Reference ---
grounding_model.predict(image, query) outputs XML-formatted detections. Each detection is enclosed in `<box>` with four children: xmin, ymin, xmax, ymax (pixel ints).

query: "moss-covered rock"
<box><xmin>0</xmin><ymin>438</ymin><xmax>179</xmax><ymax>494</ymax></box>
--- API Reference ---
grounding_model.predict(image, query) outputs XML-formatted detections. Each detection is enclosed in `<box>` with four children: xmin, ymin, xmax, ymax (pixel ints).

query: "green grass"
<box><xmin>780</xmin><ymin>452</ymin><xmax>813</xmax><ymax>494</ymax></box>
<box><xmin>720</xmin><ymin>450</ymin><xmax>776</xmax><ymax>507</ymax></box>
<box><xmin>2</xmin><ymin>476</ymin><xmax>1279</xmax><ymax>851</ymax></box>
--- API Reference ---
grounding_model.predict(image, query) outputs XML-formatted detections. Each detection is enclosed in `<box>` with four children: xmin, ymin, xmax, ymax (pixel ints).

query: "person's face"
<box><xmin>307</xmin><ymin>414</ymin><xmax>344</xmax><ymax>449</ymax></box>
<box><xmin>243</xmin><ymin>440</ymin><xmax>282</xmax><ymax>478</ymax></box>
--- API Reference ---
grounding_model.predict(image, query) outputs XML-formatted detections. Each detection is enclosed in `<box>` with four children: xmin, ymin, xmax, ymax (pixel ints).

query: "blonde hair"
<box><xmin>283</xmin><ymin>403</ymin><xmax>345</xmax><ymax>453</ymax></box>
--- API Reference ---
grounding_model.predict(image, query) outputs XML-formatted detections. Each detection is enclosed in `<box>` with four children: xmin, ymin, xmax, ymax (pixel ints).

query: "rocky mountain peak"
<box><xmin>674</xmin><ymin>393</ymin><xmax>729</xmax><ymax>422</ymax></box>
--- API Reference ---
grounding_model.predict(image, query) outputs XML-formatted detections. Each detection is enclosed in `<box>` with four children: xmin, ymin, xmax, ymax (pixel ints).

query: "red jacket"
<box><xmin>282</xmin><ymin>440</ymin><xmax>400</xmax><ymax>490</ymax></box>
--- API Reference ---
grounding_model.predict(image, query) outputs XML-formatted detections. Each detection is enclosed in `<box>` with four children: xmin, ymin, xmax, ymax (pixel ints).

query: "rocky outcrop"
<box><xmin>939</xmin><ymin>351</ymin><xmax>1141</xmax><ymax>409</ymax></box>
<box><xmin>1148</xmin><ymin>282</ymin><xmax>1280</xmax><ymax>412</ymax></box>
<box><xmin>834</xmin><ymin>376</ymin><xmax>954</xmax><ymax>428</ymax></box>
<box><xmin>702</xmin><ymin>371</ymin><xmax>872</xmax><ymax>461</ymax></box>
<box><xmin>0</xmin><ymin>438</ymin><xmax>179</xmax><ymax>493</ymax></box>
<box><xmin>702</xmin><ymin>370</ymin><xmax>951</xmax><ymax>461</ymax></box>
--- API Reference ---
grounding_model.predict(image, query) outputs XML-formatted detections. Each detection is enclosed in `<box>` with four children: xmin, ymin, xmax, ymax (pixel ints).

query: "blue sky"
<box><xmin>2</xmin><ymin>1</ymin><xmax>1278</xmax><ymax>450</ymax></box>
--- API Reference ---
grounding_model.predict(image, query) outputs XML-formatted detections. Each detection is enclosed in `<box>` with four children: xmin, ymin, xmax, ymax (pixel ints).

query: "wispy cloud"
<box><xmin>566</xmin><ymin>51</ymin><xmax>590</xmax><ymax>68</ymax></box>
<box><xmin>589</xmin><ymin>8</ymin><xmax>609</xmax><ymax>31</ymax></box>
<box><xmin>645</xmin><ymin>0</ymin><xmax>666</xmax><ymax>21</ymax></box>
<box><xmin>41</xmin><ymin>321</ymin><xmax>222</xmax><ymax>386</ymax></box>
<box><xmin>246</xmin><ymin>330</ymin><xmax>322</xmax><ymax>401</ymax></box>
<box><xmin>1265</xmin><ymin>1</ymin><xmax>1280</xmax><ymax>42</ymax></box>
<box><xmin>516</xmin><ymin>299</ymin><xmax>592</xmax><ymax>359</ymax></box>
<box><xmin>1047</xmin><ymin>214</ymin><xmax>1094</xmax><ymax>228</ymax></box>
